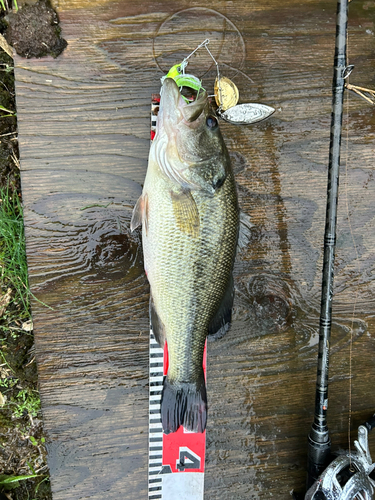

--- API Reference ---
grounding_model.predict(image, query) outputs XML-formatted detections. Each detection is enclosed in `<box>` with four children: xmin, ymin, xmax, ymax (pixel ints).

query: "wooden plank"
<box><xmin>14</xmin><ymin>0</ymin><xmax>375</xmax><ymax>498</ymax></box>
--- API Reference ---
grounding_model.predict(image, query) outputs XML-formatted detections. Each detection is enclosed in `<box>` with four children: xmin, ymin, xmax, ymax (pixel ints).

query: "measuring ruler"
<box><xmin>147</xmin><ymin>95</ymin><xmax>207</xmax><ymax>499</ymax></box>
<box><xmin>148</xmin><ymin>332</ymin><xmax>207</xmax><ymax>499</ymax></box>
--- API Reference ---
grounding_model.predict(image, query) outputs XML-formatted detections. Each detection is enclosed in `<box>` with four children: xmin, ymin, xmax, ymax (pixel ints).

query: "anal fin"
<box><xmin>150</xmin><ymin>295</ymin><xmax>166</xmax><ymax>348</ymax></box>
<box><xmin>208</xmin><ymin>274</ymin><xmax>234</xmax><ymax>340</ymax></box>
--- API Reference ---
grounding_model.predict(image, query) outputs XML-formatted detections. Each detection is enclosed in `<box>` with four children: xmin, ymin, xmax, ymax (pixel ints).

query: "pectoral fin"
<box><xmin>170</xmin><ymin>189</ymin><xmax>200</xmax><ymax>237</ymax></box>
<box><xmin>130</xmin><ymin>193</ymin><xmax>149</xmax><ymax>233</ymax></box>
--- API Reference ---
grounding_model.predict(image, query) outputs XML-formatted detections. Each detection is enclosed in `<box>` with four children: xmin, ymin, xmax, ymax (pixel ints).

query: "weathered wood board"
<box><xmin>14</xmin><ymin>0</ymin><xmax>375</xmax><ymax>498</ymax></box>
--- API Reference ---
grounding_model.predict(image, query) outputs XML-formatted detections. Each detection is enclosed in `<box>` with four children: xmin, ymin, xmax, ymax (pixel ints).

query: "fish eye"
<box><xmin>206</xmin><ymin>115</ymin><xmax>218</xmax><ymax>129</ymax></box>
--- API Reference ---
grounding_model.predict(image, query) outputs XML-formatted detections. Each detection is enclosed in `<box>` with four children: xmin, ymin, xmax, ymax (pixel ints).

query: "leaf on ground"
<box><xmin>0</xmin><ymin>288</ymin><xmax>12</xmax><ymax>316</ymax></box>
<box><xmin>21</xmin><ymin>319</ymin><xmax>33</xmax><ymax>332</ymax></box>
<box><xmin>0</xmin><ymin>33</ymin><xmax>14</xmax><ymax>59</ymax></box>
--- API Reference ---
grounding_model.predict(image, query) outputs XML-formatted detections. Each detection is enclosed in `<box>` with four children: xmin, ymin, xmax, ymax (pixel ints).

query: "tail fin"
<box><xmin>161</xmin><ymin>375</ymin><xmax>207</xmax><ymax>434</ymax></box>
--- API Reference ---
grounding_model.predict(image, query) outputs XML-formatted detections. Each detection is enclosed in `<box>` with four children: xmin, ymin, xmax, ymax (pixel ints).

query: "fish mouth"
<box><xmin>161</xmin><ymin>78</ymin><xmax>208</xmax><ymax>127</ymax></box>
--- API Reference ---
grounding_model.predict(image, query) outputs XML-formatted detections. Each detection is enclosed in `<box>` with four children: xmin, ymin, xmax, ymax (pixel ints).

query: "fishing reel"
<box><xmin>304</xmin><ymin>415</ymin><xmax>375</xmax><ymax>500</ymax></box>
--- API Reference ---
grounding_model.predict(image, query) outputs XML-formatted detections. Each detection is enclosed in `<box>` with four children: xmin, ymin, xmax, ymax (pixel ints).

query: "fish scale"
<box><xmin>147</xmin><ymin>183</ymin><xmax>237</xmax><ymax>384</ymax></box>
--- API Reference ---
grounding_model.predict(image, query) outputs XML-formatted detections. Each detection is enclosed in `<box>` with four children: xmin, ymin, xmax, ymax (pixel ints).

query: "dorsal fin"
<box><xmin>238</xmin><ymin>210</ymin><xmax>253</xmax><ymax>252</ymax></box>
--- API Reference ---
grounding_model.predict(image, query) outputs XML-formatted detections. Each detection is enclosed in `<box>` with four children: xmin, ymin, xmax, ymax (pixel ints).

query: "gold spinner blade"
<box><xmin>214</xmin><ymin>76</ymin><xmax>239</xmax><ymax>111</ymax></box>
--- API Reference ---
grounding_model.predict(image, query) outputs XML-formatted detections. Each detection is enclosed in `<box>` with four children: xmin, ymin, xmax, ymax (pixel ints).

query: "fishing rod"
<box><xmin>299</xmin><ymin>0</ymin><xmax>375</xmax><ymax>498</ymax></box>
<box><xmin>306</xmin><ymin>0</ymin><xmax>349</xmax><ymax>487</ymax></box>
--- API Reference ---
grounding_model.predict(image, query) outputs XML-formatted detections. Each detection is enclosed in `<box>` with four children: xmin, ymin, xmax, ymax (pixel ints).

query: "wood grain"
<box><xmin>14</xmin><ymin>0</ymin><xmax>375</xmax><ymax>498</ymax></box>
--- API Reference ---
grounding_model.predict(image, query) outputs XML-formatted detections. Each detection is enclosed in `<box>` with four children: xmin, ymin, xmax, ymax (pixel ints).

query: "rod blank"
<box><xmin>306</xmin><ymin>0</ymin><xmax>349</xmax><ymax>489</ymax></box>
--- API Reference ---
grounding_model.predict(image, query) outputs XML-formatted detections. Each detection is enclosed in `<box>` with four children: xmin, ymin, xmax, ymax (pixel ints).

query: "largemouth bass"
<box><xmin>131</xmin><ymin>78</ymin><xmax>239</xmax><ymax>434</ymax></box>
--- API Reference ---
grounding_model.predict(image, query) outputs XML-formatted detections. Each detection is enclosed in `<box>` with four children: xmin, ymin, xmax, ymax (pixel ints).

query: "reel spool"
<box><xmin>304</xmin><ymin>415</ymin><xmax>375</xmax><ymax>500</ymax></box>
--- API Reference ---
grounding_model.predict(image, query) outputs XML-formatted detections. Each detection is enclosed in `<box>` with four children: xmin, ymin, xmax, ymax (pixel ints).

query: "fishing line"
<box><xmin>345</xmin><ymin>20</ymin><xmax>352</xmax><ymax>469</ymax></box>
<box><xmin>343</xmin><ymin>1</ymin><xmax>375</xmax><ymax>476</ymax></box>
<box><xmin>343</xmin><ymin>15</ymin><xmax>362</xmax><ymax>471</ymax></box>
<box><xmin>344</xmin><ymin>53</ymin><xmax>354</xmax><ymax>472</ymax></box>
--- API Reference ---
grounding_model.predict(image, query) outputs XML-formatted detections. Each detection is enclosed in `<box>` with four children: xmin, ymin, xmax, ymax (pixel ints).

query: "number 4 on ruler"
<box><xmin>177</xmin><ymin>447</ymin><xmax>201</xmax><ymax>471</ymax></box>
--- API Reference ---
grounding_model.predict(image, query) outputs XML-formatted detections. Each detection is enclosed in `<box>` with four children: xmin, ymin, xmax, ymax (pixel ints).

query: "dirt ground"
<box><xmin>5</xmin><ymin>0</ymin><xmax>67</xmax><ymax>59</ymax></box>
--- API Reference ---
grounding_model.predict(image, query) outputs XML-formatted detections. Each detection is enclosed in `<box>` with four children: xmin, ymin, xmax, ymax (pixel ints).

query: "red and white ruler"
<box><xmin>148</xmin><ymin>332</ymin><xmax>207</xmax><ymax>499</ymax></box>
<box><xmin>147</xmin><ymin>95</ymin><xmax>207</xmax><ymax>499</ymax></box>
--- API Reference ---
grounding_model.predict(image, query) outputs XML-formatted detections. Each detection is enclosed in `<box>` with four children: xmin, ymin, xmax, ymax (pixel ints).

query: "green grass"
<box><xmin>0</xmin><ymin>376</ymin><xmax>41</xmax><ymax>418</ymax></box>
<box><xmin>0</xmin><ymin>474</ymin><xmax>39</xmax><ymax>491</ymax></box>
<box><xmin>0</xmin><ymin>0</ymin><xmax>18</xmax><ymax>12</ymax></box>
<box><xmin>0</xmin><ymin>185</ymin><xmax>40</xmax><ymax>419</ymax></box>
<box><xmin>0</xmin><ymin>185</ymin><xmax>31</xmax><ymax>322</ymax></box>
<box><xmin>0</xmin><ymin>186</ymin><xmax>51</xmax><ymax>498</ymax></box>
